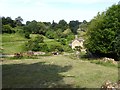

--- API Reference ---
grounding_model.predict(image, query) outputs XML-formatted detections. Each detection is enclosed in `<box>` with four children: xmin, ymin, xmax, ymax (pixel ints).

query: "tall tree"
<box><xmin>2</xmin><ymin>17</ymin><xmax>16</xmax><ymax>27</ymax></box>
<box><xmin>69</xmin><ymin>20</ymin><xmax>79</xmax><ymax>34</ymax></box>
<box><xmin>15</xmin><ymin>16</ymin><xmax>23</xmax><ymax>26</ymax></box>
<box><xmin>57</xmin><ymin>19</ymin><xmax>68</xmax><ymax>32</ymax></box>
<box><xmin>85</xmin><ymin>4</ymin><xmax>120</xmax><ymax>60</ymax></box>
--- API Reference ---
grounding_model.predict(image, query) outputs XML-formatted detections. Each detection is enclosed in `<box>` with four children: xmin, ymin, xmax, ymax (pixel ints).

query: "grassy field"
<box><xmin>1</xmin><ymin>34</ymin><xmax>60</xmax><ymax>54</ymax></box>
<box><xmin>2</xmin><ymin>55</ymin><xmax>118</xmax><ymax>88</ymax></box>
<box><xmin>1</xmin><ymin>33</ymin><xmax>28</xmax><ymax>54</ymax></box>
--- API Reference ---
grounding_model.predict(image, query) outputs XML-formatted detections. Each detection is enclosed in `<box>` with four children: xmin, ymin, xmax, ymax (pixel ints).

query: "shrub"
<box><xmin>25</xmin><ymin>35</ymin><xmax>44</xmax><ymax>51</ymax></box>
<box><xmin>39</xmin><ymin>43</ymin><xmax>49</xmax><ymax>52</ymax></box>
<box><xmin>25</xmin><ymin>32</ymin><xmax>30</xmax><ymax>39</ymax></box>
<box><xmin>49</xmin><ymin>44</ymin><xmax>64</xmax><ymax>52</ymax></box>
<box><xmin>2</xmin><ymin>24</ymin><xmax>15</xmax><ymax>33</ymax></box>
<box><xmin>45</xmin><ymin>30</ymin><xmax>55</xmax><ymax>39</ymax></box>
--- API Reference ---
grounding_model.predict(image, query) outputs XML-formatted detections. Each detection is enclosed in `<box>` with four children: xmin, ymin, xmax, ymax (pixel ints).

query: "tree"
<box><xmin>15</xmin><ymin>16</ymin><xmax>23</xmax><ymax>26</ymax></box>
<box><xmin>34</xmin><ymin>35</ymin><xmax>44</xmax><ymax>43</ymax></box>
<box><xmin>59</xmin><ymin>38</ymin><xmax>67</xmax><ymax>45</ymax></box>
<box><xmin>69</xmin><ymin>20</ymin><xmax>79</xmax><ymax>34</ymax></box>
<box><xmin>24</xmin><ymin>21</ymin><xmax>47</xmax><ymax>35</ymax></box>
<box><xmin>25</xmin><ymin>35</ymin><xmax>44</xmax><ymax>51</ymax></box>
<box><xmin>2</xmin><ymin>24</ymin><xmax>15</xmax><ymax>33</ymax></box>
<box><xmin>39</xmin><ymin>43</ymin><xmax>49</xmax><ymax>52</ymax></box>
<box><xmin>85</xmin><ymin>4</ymin><xmax>120</xmax><ymax>60</ymax></box>
<box><xmin>83</xmin><ymin>20</ymin><xmax>87</xmax><ymax>24</ymax></box>
<box><xmin>51</xmin><ymin>20</ymin><xmax>57</xmax><ymax>30</ymax></box>
<box><xmin>23</xmin><ymin>20</ymin><xmax>37</xmax><ymax>33</ymax></box>
<box><xmin>37</xmin><ymin>22</ymin><xmax>47</xmax><ymax>35</ymax></box>
<box><xmin>114</xmin><ymin>35</ymin><xmax>120</xmax><ymax>59</ymax></box>
<box><xmin>57</xmin><ymin>19</ymin><xmax>68</xmax><ymax>32</ymax></box>
<box><xmin>49</xmin><ymin>44</ymin><xmax>64</xmax><ymax>52</ymax></box>
<box><xmin>26</xmin><ymin>21</ymin><xmax>31</xmax><ymax>25</ymax></box>
<box><xmin>2</xmin><ymin>17</ymin><xmax>16</xmax><ymax>27</ymax></box>
<box><xmin>24</xmin><ymin>32</ymin><xmax>30</xmax><ymax>39</ymax></box>
<box><xmin>45</xmin><ymin>30</ymin><xmax>55</xmax><ymax>39</ymax></box>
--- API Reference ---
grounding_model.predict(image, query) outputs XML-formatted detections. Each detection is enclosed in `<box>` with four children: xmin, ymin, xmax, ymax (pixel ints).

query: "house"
<box><xmin>70</xmin><ymin>35</ymin><xmax>84</xmax><ymax>49</ymax></box>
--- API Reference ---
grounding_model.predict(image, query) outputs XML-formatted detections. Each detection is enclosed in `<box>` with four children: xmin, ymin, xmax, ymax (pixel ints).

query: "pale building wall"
<box><xmin>71</xmin><ymin>40</ymin><xmax>84</xmax><ymax>49</ymax></box>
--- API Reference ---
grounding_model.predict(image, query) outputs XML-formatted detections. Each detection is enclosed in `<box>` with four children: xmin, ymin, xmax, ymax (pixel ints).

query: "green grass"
<box><xmin>2</xmin><ymin>33</ymin><xmax>27</xmax><ymax>42</ymax></box>
<box><xmin>90</xmin><ymin>59</ymin><xmax>118</xmax><ymax>67</ymax></box>
<box><xmin>1</xmin><ymin>33</ymin><xmax>61</xmax><ymax>54</ymax></box>
<box><xmin>1</xmin><ymin>33</ymin><xmax>28</xmax><ymax>54</ymax></box>
<box><xmin>2</xmin><ymin>55</ymin><xmax>118</xmax><ymax>88</ymax></box>
<box><xmin>2</xmin><ymin>41</ymin><xmax>27</xmax><ymax>54</ymax></box>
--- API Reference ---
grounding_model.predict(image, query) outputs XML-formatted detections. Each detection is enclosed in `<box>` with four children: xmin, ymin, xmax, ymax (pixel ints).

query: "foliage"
<box><xmin>2</xmin><ymin>24</ymin><xmax>15</xmax><ymax>33</ymax></box>
<box><xmin>59</xmin><ymin>38</ymin><xmax>67</xmax><ymax>45</ymax></box>
<box><xmin>24</xmin><ymin>32</ymin><xmax>30</xmax><ymax>39</ymax></box>
<box><xmin>33</xmin><ymin>35</ymin><xmax>44</xmax><ymax>43</ymax></box>
<box><xmin>23</xmin><ymin>21</ymin><xmax>47</xmax><ymax>35</ymax></box>
<box><xmin>45</xmin><ymin>30</ymin><xmax>55</xmax><ymax>39</ymax></box>
<box><xmin>114</xmin><ymin>35</ymin><xmax>120</xmax><ymax>59</ymax></box>
<box><xmin>2</xmin><ymin>17</ymin><xmax>16</xmax><ymax>28</ymax></box>
<box><xmin>63</xmin><ymin>45</ymin><xmax>73</xmax><ymax>53</ymax></box>
<box><xmin>15</xmin><ymin>16</ymin><xmax>23</xmax><ymax>26</ymax></box>
<box><xmin>57</xmin><ymin>19</ymin><xmax>68</xmax><ymax>32</ymax></box>
<box><xmin>85</xmin><ymin>4</ymin><xmax>120</xmax><ymax>59</ymax></box>
<box><xmin>49</xmin><ymin>44</ymin><xmax>64</xmax><ymax>52</ymax></box>
<box><xmin>69</xmin><ymin>20</ymin><xmax>79</xmax><ymax>34</ymax></box>
<box><xmin>1</xmin><ymin>16</ymin><xmax>85</xmax><ymax>53</ymax></box>
<box><xmin>25</xmin><ymin>35</ymin><xmax>44</xmax><ymax>51</ymax></box>
<box><xmin>39</xmin><ymin>43</ymin><xmax>49</xmax><ymax>52</ymax></box>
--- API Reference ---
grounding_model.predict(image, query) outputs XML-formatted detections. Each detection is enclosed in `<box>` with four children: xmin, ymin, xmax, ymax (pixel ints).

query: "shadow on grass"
<box><xmin>2</xmin><ymin>62</ymin><xmax>73</xmax><ymax>88</ymax></box>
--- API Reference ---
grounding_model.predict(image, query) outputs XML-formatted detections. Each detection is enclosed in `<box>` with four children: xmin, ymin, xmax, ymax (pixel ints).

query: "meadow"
<box><xmin>1</xmin><ymin>33</ymin><xmax>28</xmax><ymax>54</ymax></box>
<box><xmin>2</xmin><ymin>55</ymin><xmax>118</xmax><ymax>88</ymax></box>
<box><xmin>1</xmin><ymin>33</ymin><xmax>118</xmax><ymax>88</ymax></box>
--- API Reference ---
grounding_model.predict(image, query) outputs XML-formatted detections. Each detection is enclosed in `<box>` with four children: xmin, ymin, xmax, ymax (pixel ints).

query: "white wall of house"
<box><xmin>71</xmin><ymin>40</ymin><xmax>84</xmax><ymax>49</ymax></box>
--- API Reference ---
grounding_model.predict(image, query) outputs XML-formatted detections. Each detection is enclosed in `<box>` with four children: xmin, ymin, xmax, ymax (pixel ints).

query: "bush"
<box><xmin>49</xmin><ymin>44</ymin><xmax>64</xmax><ymax>52</ymax></box>
<box><xmin>25</xmin><ymin>32</ymin><xmax>30</xmax><ymax>39</ymax></box>
<box><xmin>63</xmin><ymin>46</ymin><xmax>73</xmax><ymax>53</ymax></box>
<box><xmin>59</xmin><ymin>38</ymin><xmax>67</xmax><ymax>45</ymax></box>
<box><xmin>33</xmin><ymin>35</ymin><xmax>44</xmax><ymax>43</ymax></box>
<box><xmin>45</xmin><ymin>30</ymin><xmax>55</xmax><ymax>39</ymax></box>
<box><xmin>2</xmin><ymin>24</ymin><xmax>15</xmax><ymax>33</ymax></box>
<box><xmin>39</xmin><ymin>43</ymin><xmax>49</xmax><ymax>52</ymax></box>
<box><xmin>25</xmin><ymin>35</ymin><xmax>44</xmax><ymax>51</ymax></box>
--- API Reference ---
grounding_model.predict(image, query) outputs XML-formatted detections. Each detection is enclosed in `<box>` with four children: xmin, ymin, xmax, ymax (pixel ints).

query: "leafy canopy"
<box><xmin>85</xmin><ymin>4</ymin><xmax>120</xmax><ymax>59</ymax></box>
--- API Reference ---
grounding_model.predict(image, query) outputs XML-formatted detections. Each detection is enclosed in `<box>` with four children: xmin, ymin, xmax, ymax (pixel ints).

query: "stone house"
<box><xmin>70</xmin><ymin>35</ymin><xmax>84</xmax><ymax>49</ymax></box>
<box><xmin>71</xmin><ymin>39</ymin><xmax>84</xmax><ymax>49</ymax></box>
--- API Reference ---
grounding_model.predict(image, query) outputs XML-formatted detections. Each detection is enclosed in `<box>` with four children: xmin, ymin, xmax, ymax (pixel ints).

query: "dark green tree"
<box><xmin>2</xmin><ymin>17</ymin><xmax>16</xmax><ymax>27</ymax></box>
<box><xmin>37</xmin><ymin>22</ymin><xmax>47</xmax><ymax>35</ymax></box>
<box><xmin>57</xmin><ymin>19</ymin><xmax>68</xmax><ymax>32</ymax></box>
<box><xmin>85</xmin><ymin>4</ymin><xmax>120</xmax><ymax>59</ymax></box>
<box><xmin>45</xmin><ymin>30</ymin><xmax>55</xmax><ymax>39</ymax></box>
<box><xmin>2</xmin><ymin>24</ymin><xmax>15</xmax><ymax>33</ymax></box>
<box><xmin>69</xmin><ymin>20</ymin><xmax>79</xmax><ymax>34</ymax></box>
<box><xmin>25</xmin><ymin>35</ymin><xmax>44</xmax><ymax>51</ymax></box>
<box><xmin>15</xmin><ymin>16</ymin><xmax>23</xmax><ymax>26</ymax></box>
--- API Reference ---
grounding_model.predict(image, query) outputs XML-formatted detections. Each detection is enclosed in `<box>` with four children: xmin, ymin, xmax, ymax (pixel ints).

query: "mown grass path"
<box><xmin>2</xmin><ymin>55</ymin><xmax>118</xmax><ymax>88</ymax></box>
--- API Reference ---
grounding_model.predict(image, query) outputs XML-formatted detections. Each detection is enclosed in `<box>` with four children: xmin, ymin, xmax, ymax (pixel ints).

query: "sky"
<box><xmin>0</xmin><ymin>0</ymin><xmax>119</xmax><ymax>23</ymax></box>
